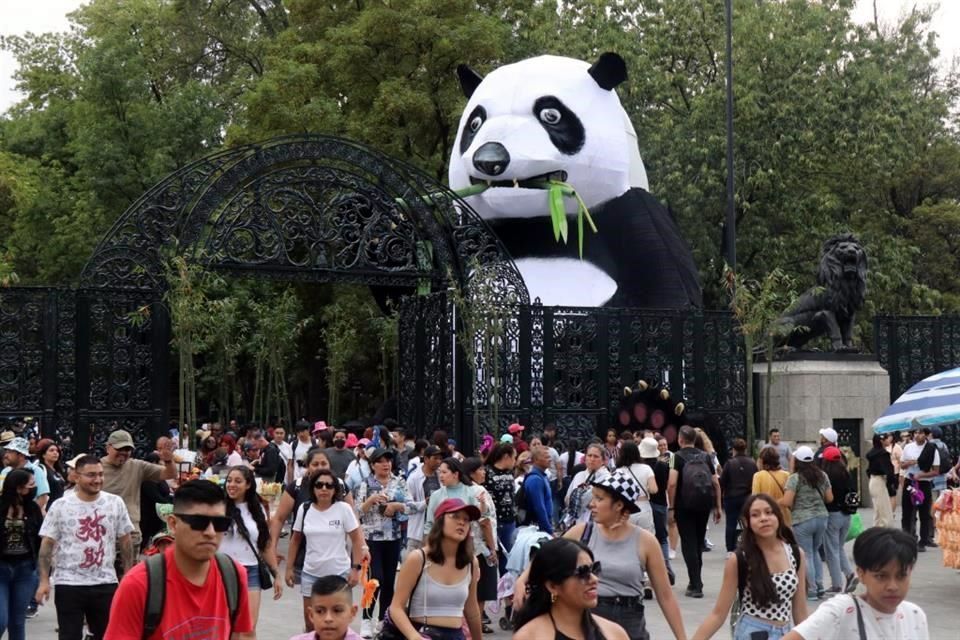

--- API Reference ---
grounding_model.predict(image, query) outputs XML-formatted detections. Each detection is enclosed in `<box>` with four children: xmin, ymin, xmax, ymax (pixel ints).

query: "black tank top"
<box><xmin>549</xmin><ymin>611</ymin><xmax>608</xmax><ymax>640</ymax></box>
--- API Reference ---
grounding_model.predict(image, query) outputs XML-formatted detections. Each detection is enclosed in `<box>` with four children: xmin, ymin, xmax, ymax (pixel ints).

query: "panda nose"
<box><xmin>472</xmin><ymin>142</ymin><xmax>510</xmax><ymax>176</ymax></box>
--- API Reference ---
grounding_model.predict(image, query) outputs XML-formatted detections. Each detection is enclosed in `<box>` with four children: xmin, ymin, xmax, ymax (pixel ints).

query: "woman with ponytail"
<box><xmin>513</xmin><ymin>538</ymin><xmax>628</xmax><ymax>640</ymax></box>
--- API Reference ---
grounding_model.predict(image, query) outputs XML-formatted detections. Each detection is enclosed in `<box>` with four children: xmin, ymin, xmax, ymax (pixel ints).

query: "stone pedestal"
<box><xmin>756</xmin><ymin>354</ymin><xmax>890</xmax><ymax>506</ymax></box>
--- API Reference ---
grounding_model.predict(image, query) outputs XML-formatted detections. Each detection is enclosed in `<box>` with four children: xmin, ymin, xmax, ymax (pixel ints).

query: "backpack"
<box><xmin>515</xmin><ymin>473</ymin><xmax>530</xmax><ymax>526</ymax></box>
<box><xmin>677</xmin><ymin>450</ymin><xmax>715</xmax><ymax>511</ymax></box>
<box><xmin>142</xmin><ymin>552</ymin><xmax>240</xmax><ymax>640</ymax></box>
<box><xmin>917</xmin><ymin>441</ymin><xmax>937</xmax><ymax>472</ymax></box>
<box><xmin>934</xmin><ymin>441</ymin><xmax>954</xmax><ymax>473</ymax></box>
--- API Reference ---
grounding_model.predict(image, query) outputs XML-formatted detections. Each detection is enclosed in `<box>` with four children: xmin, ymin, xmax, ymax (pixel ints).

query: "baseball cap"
<box><xmin>591</xmin><ymin>470</ymin><xmax>642</xmax><ymax>514</ymax></box>
<box><xmin>822</xmin><ymin>446</ymin><xmax>843</xmax><ymax>462</ymax></box>
<box><xmin>423</xmin><ymin>445</ymin><xmax>443</xmax><ymax>457</ymax></box>
<box><xmin>369</xmin><ymin>448</ymin><xmax>395</xmax><ymax>463</ymax></box>
<box><xmin>507</xmin><ymin>423</ymin><xmax>525</xmax><ymax>435</ymax></box>
<box><xmin>433</xmin><ymin>498</ymin><xmax>481</xmax><ymax>521</ymax></box>
<box><xmin>794</xmin><ymin>445</ymin><xmax>815</xmax><ymax>462</ymax></box>
<box><xmin>3</xmin><ymin>437</ymin><xmax>30</xmax><ymax>456</ymax></box>
<box><xmin>639</xmin><ymin>437</ymin><xmax>660</xmax><ymax>459</ymax></box>
<box><xmin>358</xmin><ymin>438</ymin><xmax>372</xmax><ymax>447</ymax></box>
<box><xmin>818</xmin><ymin>427</ymin><xmax>838</xmax><ymax>444</ymax></box>
<box><xmin>107</xmin><ymin>430</ymin><xmax>135</xmax><ymax>449</ymax></box>
<box><xmin>499</xmin><ymin>434</ymin><xmax>514</xmax><ymax>443</ymax></box>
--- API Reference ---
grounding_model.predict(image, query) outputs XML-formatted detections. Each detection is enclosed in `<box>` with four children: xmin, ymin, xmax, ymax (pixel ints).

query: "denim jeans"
<box><xmin>824</xmin><ymin>511</ymin><xmax>853</xmax><ymax>589</ymax></box>
<box><xmin>365</xmin><ymin>539</ymin><xmax>403</xmax><ymax>621</ymax></box>
<box><xmin>734</xmin><ymin>614</ymin><xmax>790</xmax><ymax>640</ymax></box>
<box><xmin>651</xmin><ymin>503</ymin><xmax>673</xmax><ymax>578</ymax></box>
<box><xmin>496</xmin><ymin>520</ymin><xmax>516</xmax><ymax>574</ymax></box>
<box><xmin>0</xmin><ymin>557</ymin><xmax>36</xmax><ymax>640</ymax></box>
<box><xmin>793</xmin><ymin>515</ymin><xmax>827</xmax><ymax>596</ymax></box>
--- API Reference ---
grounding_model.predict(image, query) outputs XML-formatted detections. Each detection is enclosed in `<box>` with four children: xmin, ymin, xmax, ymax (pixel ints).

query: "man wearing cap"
<box><xmin>101</xmin><ymin>429</ymin><xmax>176</xmax><ymax>555</ymax></box>
<box><xmin>405</xmin><ymin>445</ymin><xmax>444</xmax><ymax>552</ymax></box>
<box><xmin>815</xmin><ymin>427</ymin><xmax>847</xmax><ymax>466</ymax></box>
<box><xmin>1</xmin><ymin>436</ymin><xmax>51</xmax><ymax>511</ymax></box>
<box><xmin>900</xmin><ymin>427</ymin><xmax>940</xmax><ymax>551</ymax></box>
<box><xmin>508</xmin><ymin>423</ymin><xmax>528</xmax><ymax>454</ymax></box>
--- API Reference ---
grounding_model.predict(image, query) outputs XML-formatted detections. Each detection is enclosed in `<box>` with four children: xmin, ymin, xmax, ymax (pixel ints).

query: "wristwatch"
<box><xmin>352</xmin><ymin>564</ymin><xmax>362</xmax><ymax>571</ymax></box>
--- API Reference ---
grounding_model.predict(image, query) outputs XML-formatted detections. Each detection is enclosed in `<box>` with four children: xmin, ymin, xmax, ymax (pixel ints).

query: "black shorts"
<box><xmin>476</xmin><ymin>554</ymin><xmax>498</xmax><ymax>601</ymax></box>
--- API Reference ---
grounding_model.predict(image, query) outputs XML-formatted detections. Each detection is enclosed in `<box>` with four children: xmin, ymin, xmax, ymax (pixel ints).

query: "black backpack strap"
<box><xmin>214</xmin><ymin>553</ymin><xmax>241</xmax><ymax>632</ymax></box>
<box><xmin>142</xmin><ymin>554</ymin><xmax>167</xmax><ymax>640</ymax></box>
<box><xmin>580</xmin><ymin>519</ymin><xmax>594</xmax><ymax>545</ymax></box>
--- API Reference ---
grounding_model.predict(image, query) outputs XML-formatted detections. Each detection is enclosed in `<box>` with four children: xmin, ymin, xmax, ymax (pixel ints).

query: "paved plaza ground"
<box><xmin>28</xmin><ymin>508</ymin><xmax>959</xmax><ymax>639</ymax></box>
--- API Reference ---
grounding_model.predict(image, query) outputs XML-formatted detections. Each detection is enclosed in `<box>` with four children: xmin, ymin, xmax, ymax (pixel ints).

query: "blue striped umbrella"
<box><xmin>873</xmin><ymin>367</ymin><xmax>960</xmax><ymax>434</ymax></box>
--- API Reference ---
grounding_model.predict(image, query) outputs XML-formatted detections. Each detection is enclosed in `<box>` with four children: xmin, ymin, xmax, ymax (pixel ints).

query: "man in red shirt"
<box><xmin>105</xmin><ymin>480</ymin><xmax>254</xmax><ymax>640</ymax></box>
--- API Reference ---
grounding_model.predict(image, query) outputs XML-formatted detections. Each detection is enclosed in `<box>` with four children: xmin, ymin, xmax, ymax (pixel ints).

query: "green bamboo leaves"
<box><xmin>451</xmin><ymin>179</ymin><xmax>598</xmax><ymax>257</ymax></box>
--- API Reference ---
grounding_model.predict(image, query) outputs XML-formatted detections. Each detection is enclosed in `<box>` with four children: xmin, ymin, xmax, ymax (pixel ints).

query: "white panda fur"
<box><xmin>449</xmin><ymin>53</ymin><xmax>701</xmax><ymax>309</ymax></box>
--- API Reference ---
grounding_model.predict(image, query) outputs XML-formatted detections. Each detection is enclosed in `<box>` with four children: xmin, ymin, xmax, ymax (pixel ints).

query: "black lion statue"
<box><xmin>777</xmin><ymin>233</ymin><xmax>867</xmax><ymax>351</ymax></box>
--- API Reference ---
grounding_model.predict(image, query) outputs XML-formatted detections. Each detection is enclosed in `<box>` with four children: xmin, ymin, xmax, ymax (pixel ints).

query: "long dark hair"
<box><xmin>513</xmin><ymin>538</ymin><xmax>599</xmax><ymax>638</ymax></box>
<box><xmin>225</xmin><ymin>466</ymin><xmax>270</xmax><ymax>552</ymax></box>
<box><xmin>794</xmin><ymin>458</ymin><xmax>825</xmax><ymax>489</ymax></box>
<box><xmin>566</xmin><ymin>438</ymin><xmax>580</xmax><ymax>477</ymax></box>
<box><xmin>822</xmin><ymin>459</ymin><xmax>849</xmax><ymax>500</ymax></box>
<box><xmin>0</xmin><ymin>468</ymin><xmax>41</xmax><ymax>550</ymax></box>
<box><xmin>425</xmin><ymin>512</ymin><xmax>474</xmax><ymax>569</ymax></box>
<box><xmin>487</xmin><ymin>443</ymin><xmax>515</xmax><ymax>466</ymax></box>
<box><xmin>441</xmin><ymin>457</ymin><xmax>473</xmax><ymax>486</ymax></box>
<box><xmin>615</xmin><ymin>441</ymin><xmax>642</xmax><ymax>468</ymax></box>
<box><xmin>738</xmin><ymin>494</ymin><xmax>798</xmax><ymax>608</ymax></box>
<box><xmin>36</xmin><ymin>441</ymin><xmax>64</xmax><ymax>476</ymax></box>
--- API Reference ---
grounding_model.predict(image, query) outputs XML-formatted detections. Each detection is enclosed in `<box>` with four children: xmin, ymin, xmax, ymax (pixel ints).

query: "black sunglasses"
<box><xmin>174</xmin><ymin>513</ymin><xmax>232</xmax><ymax>533</ymax></box>
<box><xmin>313</xmin><ymin>481</ymin><xmax>336</xmax><ymax>490</ymax></box>
<box><xmin>566</xmin><ymin>561</ymin><xmax>602</xmax><ymax>582</ymax></box>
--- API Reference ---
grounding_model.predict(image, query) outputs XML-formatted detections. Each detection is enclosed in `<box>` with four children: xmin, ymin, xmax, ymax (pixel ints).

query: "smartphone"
<box><xmin>749</xmin><ymin>632</ymin><xmax>770</xmax><ymax>640</ymax></box>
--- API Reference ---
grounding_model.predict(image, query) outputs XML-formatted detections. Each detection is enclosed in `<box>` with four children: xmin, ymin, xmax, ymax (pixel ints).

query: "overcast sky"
<box><xmin>1</xmin><ymin>0</ymin><xmax>958</xmax><ymax>114</ymax></box>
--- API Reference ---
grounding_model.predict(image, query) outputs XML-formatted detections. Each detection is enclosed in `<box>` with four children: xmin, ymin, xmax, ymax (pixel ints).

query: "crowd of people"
<box><xmin>0</xmin><ymin>414</ymin><xmax>954</xmax><ymax>640</ymax></box>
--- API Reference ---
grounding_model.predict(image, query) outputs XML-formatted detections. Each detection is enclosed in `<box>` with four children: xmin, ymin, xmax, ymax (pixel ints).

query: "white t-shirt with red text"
<box><xmin>39</xmin><ymin>490</ymin><xmax>134</xmax><ymax>586</ymax></box>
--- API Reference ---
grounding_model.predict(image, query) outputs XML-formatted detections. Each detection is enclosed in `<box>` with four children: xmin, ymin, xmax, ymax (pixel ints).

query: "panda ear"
<box><xmin>588</xmin><ymin>52</ymin><xmax>627</xmax><ymax>90</ymax></box>
<box><xmin>456</xmin><ymin>65</ymin><xmax>484</xmax><ymax>99</ymax></box>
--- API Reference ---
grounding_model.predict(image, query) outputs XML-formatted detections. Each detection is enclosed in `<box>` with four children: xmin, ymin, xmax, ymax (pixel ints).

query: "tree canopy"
<box><xmin>1</xmin><ymin>0</ymin><xmax>958</xmax><ymax>345</ymax></box>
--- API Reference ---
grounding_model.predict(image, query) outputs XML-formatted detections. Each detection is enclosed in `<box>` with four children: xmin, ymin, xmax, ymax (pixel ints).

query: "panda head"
<box><xmin>449</xmin><ymin>53</ymin><xmax>648</xmax><ymax>221</ymax></box>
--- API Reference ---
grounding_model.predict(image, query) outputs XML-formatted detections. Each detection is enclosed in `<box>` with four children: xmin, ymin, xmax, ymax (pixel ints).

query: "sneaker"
<box><xmin>924</xmin><ymin>540</ymin><xmax>939</xmax><ymax>548</ymax></box>
<box><xmin>360</xmin><ymin>618</ymin><xmax>374</xmax><ymax>638</ymax></box>
<box><xmin>817</xmin><ymin>587</ymin><xmax>825</xmax><ymax>598</ymax></box>
<box><xmin>24</xmin><ymin>605</ymin><xmax>38</xmax><ymax>619</ymax></box>
<box><xmin>644</xmin><ymin>586</ymin><xmax>654</xmax><ymax>600</ymax></box>
<box><xmin>845</xmin><ymin>572</ymin><xmax>859</xmax><ymax>593</ymax></box>
<box><xmin>482</xmin><ymin>612</ymin><xmax>492</xmax><ymax>625</ymax></box>
<box><xmin>807</xmin><ymin>593</ymin><xmax>820</xmax><ymax>602</ymax></box>
<box><xmin>918</xmin><ymin>545</ymin><xmax>927</xmax><ymax>553</ymax></box>
<box><xmin>668</xmin><ymin>547</ymin><xmax>677</xmax><ymax>560</ymax></box>
<box><xmin>685</xmin><ymin>587</ymin><xmax>704</xmax><ymax>598</ymax></box>
<box><xmin>704</xmin><ymin>537</ymin><xmax>714</xmax><ymax>550</ymax></box>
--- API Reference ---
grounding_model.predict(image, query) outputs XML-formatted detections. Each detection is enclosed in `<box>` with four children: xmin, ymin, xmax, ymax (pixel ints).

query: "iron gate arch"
<box><xmin>1</xmin><ymin>135</ymin><xmax>527</xmax><ymax>455</ymax></box>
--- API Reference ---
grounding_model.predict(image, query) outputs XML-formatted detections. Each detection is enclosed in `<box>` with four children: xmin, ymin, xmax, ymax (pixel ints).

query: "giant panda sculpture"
<box><xmin>450</xmin><ymin>53</ymin><xmax>702</xmax><ymax>309</ymax></box>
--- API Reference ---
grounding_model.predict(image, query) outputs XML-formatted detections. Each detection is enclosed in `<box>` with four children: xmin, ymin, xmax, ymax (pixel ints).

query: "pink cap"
<box><xmin>345</xmin><ymin>433</ymin><xmax>359</xmax><ymax>448</ymax></box>
<box><xmin>358</xmin><ymin>438</ymin><xmax>371</xmax><ymax>447</ymax></box>
<box><xmin>508</xmin><ymin>423</ymin><xmax>525</xmax><ymax>435</ymax></box>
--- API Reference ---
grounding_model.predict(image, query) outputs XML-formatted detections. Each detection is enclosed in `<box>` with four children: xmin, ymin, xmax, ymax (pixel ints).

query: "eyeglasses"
<box><xmin>313</xmin><ymin>481</ymin><xmax>336</xmax><ymax>490</ymax></box>
<box><xmin>174</xmin><ymin>513</ymin><xmax>232</xmax><ymax>532</ymax></box>
<box><xmin>565</xmin><ymin>561</ymin><xmax>602</xmax><ymax>582</ymax></box>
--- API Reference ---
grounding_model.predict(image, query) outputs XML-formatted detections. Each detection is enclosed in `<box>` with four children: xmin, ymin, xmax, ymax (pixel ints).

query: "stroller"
<box><xmin>494</xmin><ymin>525</ymin><xmax>552</xmax><ymax>631</ymax></box>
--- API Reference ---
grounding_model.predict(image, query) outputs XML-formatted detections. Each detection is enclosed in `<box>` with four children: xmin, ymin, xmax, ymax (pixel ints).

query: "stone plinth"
<box><xmin>756</xmin><ymin>354</ymin><xmax>889</xmax><ymax>506</ymax></box>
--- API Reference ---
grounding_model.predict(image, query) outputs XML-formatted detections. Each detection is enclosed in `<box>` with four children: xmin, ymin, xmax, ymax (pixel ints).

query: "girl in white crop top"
<box><xmin>387</xmin><ymin>498</ymin><xmax>483</xmax><ymax>640</ymax></box>
<box><xmin>692</xmin><ymin>494</ymin><xmax>810</xmax><ymax>640</ymax></box>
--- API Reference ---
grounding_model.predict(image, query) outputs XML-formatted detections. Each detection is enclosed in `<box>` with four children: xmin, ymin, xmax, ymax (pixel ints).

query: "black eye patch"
<box><xmin>459</xmin><ymin>105</ymin><xmax>486</xmax><ymax>155</ymax></box>
<box><xmin>532</xmin><ymin>96</ymin><xmax>585</xmax><ymax>155</ymax></box>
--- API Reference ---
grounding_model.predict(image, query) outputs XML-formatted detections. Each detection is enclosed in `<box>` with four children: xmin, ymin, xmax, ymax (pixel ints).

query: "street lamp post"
<box><xmin>723</xmin><ymin>0</ymin><xmax>736</xmax><ymax>272</ymax></box>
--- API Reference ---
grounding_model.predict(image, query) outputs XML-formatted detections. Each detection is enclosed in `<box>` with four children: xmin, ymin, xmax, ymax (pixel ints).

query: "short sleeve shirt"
<box><xmin>101</xmin><ymin>456</ymin><xmax>164</xmax><ymax>526</ymax></box>
<box><xmin>103</xmin><ymin>548</ymin><xmax>253</xmax><ymax>640</ymax></box>
<box><xmin>219</xmin><ymin>502</ymin><xmax>268</xmax><ymax>567</ymax></box>
<box><xmin>293</xmin><ymin>501</ymin><xmax>358</xmax><ymax>577</ymax></box>
<box><xmin>0</xmin><ymin>460</ymin><xmax>50</xmax><ymax>498</ymax></box>
<box><xmin>39</xmin><ymin>491</ymin><xmax>134</xmax><ymax>586</ymax></box>
<box><xmin>792</xmin><ymin>594</ymin><xmax>928</xmax><ymax>640</ymax></box>
<box><xmin>785</xmin><ymin>472</ymin><xmax>831</xmax><ymax>524</ymax></box>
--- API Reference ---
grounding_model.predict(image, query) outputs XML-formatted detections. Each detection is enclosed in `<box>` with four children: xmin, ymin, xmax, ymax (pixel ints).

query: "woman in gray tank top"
<box><xmin>565</xmin><ymin>470</ymin><xmax>686</xmax><ymax>640</ymax></box>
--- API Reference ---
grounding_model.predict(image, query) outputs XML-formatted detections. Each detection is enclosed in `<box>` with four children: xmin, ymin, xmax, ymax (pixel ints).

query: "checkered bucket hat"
<box><xmin>591</xmin><ymin>470</ymin><xmax>642</xmax><ymax>514</ymax></box>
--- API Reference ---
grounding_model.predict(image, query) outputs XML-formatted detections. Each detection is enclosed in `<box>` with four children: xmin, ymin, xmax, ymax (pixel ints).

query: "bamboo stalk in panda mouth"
<box><xmin>394</xmin><ymin>179</ymin><xmax>597</xmax><ymax>258</ymax></box>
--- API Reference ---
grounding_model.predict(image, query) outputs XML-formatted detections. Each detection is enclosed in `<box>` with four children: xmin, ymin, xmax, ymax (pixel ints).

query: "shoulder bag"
<box><xmin>233</xmin><ymin>509</ymin><xmax>274</xmax><ymax>590</ymax></box>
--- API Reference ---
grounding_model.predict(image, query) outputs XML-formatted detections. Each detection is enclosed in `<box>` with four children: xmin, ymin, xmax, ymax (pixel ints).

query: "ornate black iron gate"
<box><xmin>398</xmin><ymin>296</ymin><xmax>747</xmax><ymax>451</ymax></box>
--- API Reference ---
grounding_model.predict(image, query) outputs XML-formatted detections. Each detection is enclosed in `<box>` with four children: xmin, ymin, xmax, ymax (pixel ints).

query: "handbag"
<box><xmin>234</xmin><ymin>511</ymin><xmax>274</xmax><ymax>590</ymax></box>
<box><xmin>376</xmin><ymin>549</ymin><xmax>429</xmax><ymax>640</ymax></box>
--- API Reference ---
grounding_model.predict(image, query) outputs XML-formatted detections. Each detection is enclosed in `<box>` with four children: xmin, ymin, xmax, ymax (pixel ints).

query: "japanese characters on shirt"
<box><xmin>39</xmin><ymin>491</ymin><xmax>134</xmax><ymax>585</ymax></box>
